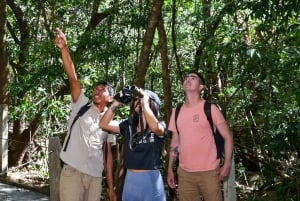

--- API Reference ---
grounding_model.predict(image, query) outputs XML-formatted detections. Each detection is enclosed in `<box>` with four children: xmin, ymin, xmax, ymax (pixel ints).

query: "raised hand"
<box><xmin>54</xmin><ymin>28</ymin><xmax>67</xmax><ymax>49</ymax></box>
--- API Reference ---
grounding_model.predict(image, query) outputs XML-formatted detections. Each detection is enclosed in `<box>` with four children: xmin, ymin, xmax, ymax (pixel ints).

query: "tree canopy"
<box><xmin>1</xmin><ymin>0</ymin><xmax>300</xmax><ymax>200</ymax></box>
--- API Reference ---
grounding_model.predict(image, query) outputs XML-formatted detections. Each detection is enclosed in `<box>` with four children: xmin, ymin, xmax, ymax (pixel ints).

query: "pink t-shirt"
<box><xmin>168</xmin><ymin>100</ymin><xmax>225</xmax><ymax>172</ymax></box>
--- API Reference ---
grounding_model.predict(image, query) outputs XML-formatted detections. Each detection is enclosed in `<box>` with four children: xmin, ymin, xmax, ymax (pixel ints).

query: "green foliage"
<box><xmin>4</xmin><ymin>0</ymin><xmax>300</xmax><ymax>200</ymax></box>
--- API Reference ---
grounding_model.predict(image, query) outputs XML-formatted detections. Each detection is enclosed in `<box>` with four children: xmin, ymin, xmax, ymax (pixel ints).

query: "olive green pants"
<box><xmin>59</xmin><ymin>165</ymin><xmax>102</xmax><ymax>201</ymax></box>
<box><xmin>178</xmin><ymin>166</ymin><xmax>222</xmax><ymax>201</ymax></box>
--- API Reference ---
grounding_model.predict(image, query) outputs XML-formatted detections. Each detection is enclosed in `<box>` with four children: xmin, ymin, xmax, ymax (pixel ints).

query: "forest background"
<box><xmin>0</xmin><ymin>0</ymin><xmax>299</xmax><ymax>201</ymax></box>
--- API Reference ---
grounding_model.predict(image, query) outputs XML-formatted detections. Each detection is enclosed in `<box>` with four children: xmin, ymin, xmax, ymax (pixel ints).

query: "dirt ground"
<box><xmin>0</xmin><ymin>168</ymin><xmax>49</xmax><ymax>196</ymax></box>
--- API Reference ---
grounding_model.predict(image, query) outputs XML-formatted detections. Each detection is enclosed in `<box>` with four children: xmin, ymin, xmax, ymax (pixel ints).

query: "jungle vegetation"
<box><xmin>0</xmin><ymin>0</ymin><xmax>299</xmax><ymax>200</ymax></box>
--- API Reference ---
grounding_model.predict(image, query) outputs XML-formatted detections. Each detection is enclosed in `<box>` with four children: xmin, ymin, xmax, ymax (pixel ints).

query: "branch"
<box><xmin>237</xmin><ymin>143</ymin><xmax>295</xmax><ymax>180</ymax></box>
<box><xmin>86</xmin><ymin>5</ymin><xmax>119</xmax><ymax>32</ymax></box>
<box><xmin>194</xmin><ymin>2</ymin><xmax>236</xmax><ymax>68</ymax></box>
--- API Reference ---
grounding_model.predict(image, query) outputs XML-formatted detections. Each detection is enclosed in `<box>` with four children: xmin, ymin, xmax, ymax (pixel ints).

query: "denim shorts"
<box><xmin>122</xmin><ymin>169</ymin><xmax>166</xmax><ymax>201</ymax></box>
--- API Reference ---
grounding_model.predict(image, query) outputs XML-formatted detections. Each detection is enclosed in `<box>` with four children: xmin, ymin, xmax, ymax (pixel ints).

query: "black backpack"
<box><xmin>174</xmin><ymin>101</ymin><xmax>224</xmax><ymax>159</ymax></box>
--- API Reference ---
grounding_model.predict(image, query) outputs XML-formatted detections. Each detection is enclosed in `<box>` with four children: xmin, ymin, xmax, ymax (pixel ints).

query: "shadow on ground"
<box><xmin>0</xmin><ymin>182</ymin><xmax>49</xmax><ymax>201</ymax></box>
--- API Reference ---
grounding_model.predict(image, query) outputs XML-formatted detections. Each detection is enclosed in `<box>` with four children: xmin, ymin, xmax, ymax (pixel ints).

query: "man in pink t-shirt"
<box><xmin>167</xmin><ymin>72</ymin><xmax>234</xmax><ymax>201</ymax></box>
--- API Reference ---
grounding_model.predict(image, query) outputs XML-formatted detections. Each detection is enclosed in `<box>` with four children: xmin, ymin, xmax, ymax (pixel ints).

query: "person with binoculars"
<box><xmin>100</xmin><ymin>86</ymin><xmax>167</xmax><ymax>201</ymax></box>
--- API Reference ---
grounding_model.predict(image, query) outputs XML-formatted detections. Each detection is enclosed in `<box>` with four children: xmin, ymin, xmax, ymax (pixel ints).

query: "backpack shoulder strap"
<box><xmin>174</xmin><ymin>103</ymin><xmax>183</xmax><ymax>135</ymax></box>
<box><xmin>204</xmin><ymin>101</ymin><xmax>225</xmax><ymax>159</ymax></box>
<box><xmin>63</xmin><ymin>102</ymin><xmax>92</xmax><ymax>152</ymax></box>
<box><xmin>204</xmin><ymin>101</ymin><xmax>214</xmax><ymax>132</ymax></box>
<box><xmin>76</xmin><ymin>102</ymin><xmax>92</xmax><ymax>117</ymax></box>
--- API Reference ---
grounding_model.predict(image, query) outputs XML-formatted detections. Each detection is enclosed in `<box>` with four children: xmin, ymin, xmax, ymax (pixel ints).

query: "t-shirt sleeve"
<box><xmin>106</xmin><ymin>133</ymin><xmax>116</xmax><ymax>144</ymax></box>
<box><xmin>158</xmin><ymin>121</ymin><xmax>168</xmax><ymax>138</ymax></box>
<box><xmin>211</xmin><ymin>104</ymin><xmax>226</xmax><ymax>126</ymax></box>
<box><xmin>119</xmin><ymin>119</ymin><xmax>128</xmax><ymax>136</ymax></box>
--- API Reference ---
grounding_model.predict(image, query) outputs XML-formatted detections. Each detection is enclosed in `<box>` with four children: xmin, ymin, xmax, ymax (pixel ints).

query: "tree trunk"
<box><xmin>134</xmin><ymin>0</ymin><xmax>164</xmax><ymax>87</ymax></box>
<box><xmin>0</xmin><ymin>0</ymin><xmax>9</xmax><ymax>176</ymax></box>
<box><xmin>223</xmin><ymin>154</ymin><xmax>236</xmax><ymax>201</ymax></box>
<box><xmin>49</xmin><ymin>137</ymin><xmax>62</xmax><ymax>201</ymax></box>
<box><xmin>157</xmin><ymin>9</ymin><xmax>172</xmax><ymax>123</ymax></box>
<box><xmin>9</xmin><ymin>115</ymin><xmax>41</xmax><ymax>166</ymax></box>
